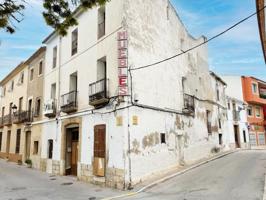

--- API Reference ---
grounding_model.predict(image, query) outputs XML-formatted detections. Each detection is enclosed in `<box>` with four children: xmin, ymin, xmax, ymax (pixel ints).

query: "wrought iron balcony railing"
<box><xmin>89</xmin><ymin>78</ymin><xmax>109</xmax><ymax>107</ymax></box>
<box><xmin>13</xmin><ymin>111</ymin><xmax>33</xmax><ymax>124</ymax></box>
<box><xmin>183</xmin><ymin>94</ymin><xmax>195</xmax><ymax>114</ymax></box>
<box><xmin>3</xmin><ymin>114</ymin><xmax>12</xmax><ymax>126</ymax></box>
<box><xmin>61</xmin><ymin>90</ymin><xmax>78</xmax><ymax>113</ymax></box>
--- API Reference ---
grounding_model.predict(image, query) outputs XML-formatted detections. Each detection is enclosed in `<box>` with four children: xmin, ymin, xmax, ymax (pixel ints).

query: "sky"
<box><xmin>0</xmin><ymin>0</ymin><xmax>265</xmax><ymax>81</ymax></box>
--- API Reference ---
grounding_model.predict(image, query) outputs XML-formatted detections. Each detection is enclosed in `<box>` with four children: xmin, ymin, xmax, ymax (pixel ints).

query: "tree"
<box><xmin>0</xmin><ymin>0</ymin><xmax>109</xmax><ymax>35</ymax></box>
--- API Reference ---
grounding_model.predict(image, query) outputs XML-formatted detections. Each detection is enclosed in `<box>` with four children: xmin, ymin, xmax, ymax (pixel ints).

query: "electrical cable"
<box><xmin>130</xmin><ymin>5</ymin><xmax>266</xmax><ymax>72</ymax></box>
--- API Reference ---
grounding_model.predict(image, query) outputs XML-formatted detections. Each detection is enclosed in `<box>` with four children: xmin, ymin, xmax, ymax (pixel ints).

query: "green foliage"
<box><xmin>0</xmin><ymin>0</ymin><xmax>25</xmax><ymax>33</ymax></box>
<box><xmin>0</xmin><ymin>0</ymin><xmax>110</xmax><ymax>35</ymax></box>
<box><xmin>25</xmin><ymin>159</ymin><xmax>32</xmax><ymax>165</ymax></box>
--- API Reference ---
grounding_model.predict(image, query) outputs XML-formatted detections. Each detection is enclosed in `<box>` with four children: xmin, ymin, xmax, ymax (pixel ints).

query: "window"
<box><xmin>51</xmin><ymin>83</ymin><xmax>56</xmax><ymax>99</ymax></box>
<box><xmin>39</xmin><ymin>61</ymin><xmax>43</xmax><ymax>75</ymax></box>
<box><xmin>219</xmin><ymin>134</ymin><xmax>223</xmax><ymax>145</ymax></box>
<box><xmin>19</xmin><ymin>97</ymin><xmax>23</xmax><ymax>112</ymax></box>
<box><xmin>255</xmin><ymin>107</ymin><xmax>261</xmax><ymax>117</ymax></box>
<box><xmin>216</xmin><ymin>88</ymin><xmax>220</xmax><ymax>101</ymax></box>
<box><xmin>33</xmin><ymin>141</ymin><xmax>39</xmax><ymax>155</ymax></box>
<box><xmin>53</xmin><ymin>46</ymin><xmax>57</xmax><ymax>68</ymax></box>
<box><xmin>227</xmin><ymin>102</ymin><xmax>231</xmax><ymax>110</ymax></box>
<box><xmin>98</xmin><ymin>7</ymin><xmax>106</xmax><ymax>39</ymax></box>
<box><xmin>243</xmin><ymin>130</ymin><xmax>247</xmax><ymax>143</ymax></box>
<box><xmin>0</xmin><ymin>132</ymin><xmax>2</xmax><ymax>151</ymax></box>
<box><xmin>30</xmin><ymin>68</ymin><xmax>34</xmax><ymax>81</ymax></box>
<box><xmin>160</xmin><ymin>133</ymin><xmax>166</xmax><ymax>144</ymax></box>
<box><xmin>11</xmin><ymin>80</ymin><xmax>14</xmax><ymax>91</ymax></box>
<box><xmin>18</xmin><ymin>71</ymin><xmax>24</xmax><ymax>84</ymax></box>
<box><xmin>3</xmin><ymin>87</ymin><xmax>6</xmax><ymax>96</ymax></box>
<box><xmin>207</xmin><ymin>110</ymin><xmax>212</xmax><ymax>134</ymax></box>
<box><xmin>252</xmin><ymin>83</ymin><xmax>258</xmax><ymax>94</ymax></box>
<box><xmin>15</xmin><ymin>129</ymin><xmax>21</xmax><ymax>154</ymax></box>
<box><xmin>48</xmin><ymin>139</ymin><xmax>53</xmax><ymax>159</ymax></box>
<box><xmin>71</xmin><ymin>29</ymin><xmax>78</xmax><ymax>55</ymax></box>
<box><xmin>247</xmin><ymin>106</ymin><xmax>253</xmax><ymax>116</ymax></box>
<box><xmin>1</xmin><ymin>107</ymin><xmax>5</xmax><ymax>117</ymax></box>
<box><xmin>35</xmin><ymin>98</ymin><xmax>41</xmax><ymax>116</ymax></box>
<box><xmin>218</xmin><ymin>118</ymin><xmax>222</xmax><ymax>129</ymax></box>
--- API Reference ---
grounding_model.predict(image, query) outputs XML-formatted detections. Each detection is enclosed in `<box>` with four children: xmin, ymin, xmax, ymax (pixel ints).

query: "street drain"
<box><xmin>11</xmin><ymin>187</ymin><xmax>27</xmax><ymax>191</ymax></box>
<box><xmin>61</xmin><ymin>182</ymin><xmax>73</xmax><ymax>186</ymax></box>
<box><xmin>15</xmin><ymin>198</ymin><xmax>27</xmax><ymax>200</ymax></box>
<box><xmin>49</xmin><ymin>175</ymin><xmax>56</xmax><ymax>177</ymax></box>
<box><xmin>88</xmin><ymin>197</ymin><xmax>96</xmax><ymax>200</ymax></box>
<box><xmin>50</xmin><ymin>178</ymin><xmax>56</xmax><ymax>181</ymax></box>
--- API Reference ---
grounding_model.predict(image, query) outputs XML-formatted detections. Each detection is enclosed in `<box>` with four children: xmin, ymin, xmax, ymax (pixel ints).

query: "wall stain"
<box><xmin>131</xmin><ymin>139</ymin><xmax>141</xmax><ymax>154</ymax></box>
<box><xmin>175</xmin><ymin>115</ymin><xmax>184</xmax><ymax>130</ymax></box>
<box><xmin>142</xmin><ymin>132</ymin><xmax>160</xmax><ymax>149</ymax></box>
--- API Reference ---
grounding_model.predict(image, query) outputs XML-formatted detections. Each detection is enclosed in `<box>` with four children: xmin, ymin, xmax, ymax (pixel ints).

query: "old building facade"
<box><xmin>0</xmin><ymin>63</ymin><xmax>29</xmax><ymax>163</ymax></box>
<box><xmin>38</xmin><ymin>0</ymin><xmax>230</xmax><ymax>189</ymax></box>
<box><xmin>222</xmin><ymin>76</ymin><xmax>250</xmax><ymax>149</ymax></box>
<box><xmin>0</xmin><ymin>47</ymin><xmax>45</xmax><ymax>168</ymax></box>
<box><xmin>0</xmin><ymin>0</ymin><xmax>234</xmax><ymax>190</ymax></box>
<box><xmin>242</xmin><ymin>76</ymin><xmax>266</xmax><ymax>146</ymax></box>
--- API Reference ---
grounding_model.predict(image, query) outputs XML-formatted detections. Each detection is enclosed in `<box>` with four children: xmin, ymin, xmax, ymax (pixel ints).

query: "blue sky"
<box><xmin>0</xmin><ymin>0</ymin><xmax>265</xmax><ymax>81</ymax></box>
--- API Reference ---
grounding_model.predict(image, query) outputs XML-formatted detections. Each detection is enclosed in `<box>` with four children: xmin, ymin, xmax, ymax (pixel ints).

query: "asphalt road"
<box><xmin>0</xmin><ymin>151</ymin><xmax>265</xmax><ymax>200</ymax></box>
<box><xmin>124</xmin><ymin>150</ymin><xmax>266</xmax><ymax>200</ymax></box>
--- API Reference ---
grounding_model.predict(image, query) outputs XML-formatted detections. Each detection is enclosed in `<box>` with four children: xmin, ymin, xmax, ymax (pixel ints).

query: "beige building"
<box><xmin>0</xmin><ymin>62</ymin><xmax>29</xmax><ymax>163</ymax></box>
<box><xmin>25</xmin><ymin>47</ymin><xmax>46</xmax><ymax>169</ymax></box>
<box><xmin>0</xmin><ymin>47</ymin><xmax>46</xmax><ymax>168</ymax></box>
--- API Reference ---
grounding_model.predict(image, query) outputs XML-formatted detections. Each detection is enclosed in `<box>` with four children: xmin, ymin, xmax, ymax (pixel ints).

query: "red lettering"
<box><xmin>119</xmin><ymin>59</ymin><xmax>128</xmax><ymax>68</ymax></box>
<box><xmin>118</xmin><ymin>31</ymin><xmax>128</xmax><ymax>40</ymax></box>
<box><xmin>118</xmin><ymin>40</ymin><xmax>128</xmax><ymax>49</ymax></box>
<box><xmin>118</xmin><ymin>67</ymin><xmax>128</xmax><ymax>76</ymax></box>
<box><xmin>119</xmin><ymin>77</ymin><xmax>127</xmax><ymax>86</ymax></box>
<box><xmin>119</xmin><ymin>87</ymin><xmax>128</xmax><ymax>95</ymax></box>
<box><xmin>118</xmin><ymin>49</ymin><xmax>127</xmax><ymax>59</ymax></box>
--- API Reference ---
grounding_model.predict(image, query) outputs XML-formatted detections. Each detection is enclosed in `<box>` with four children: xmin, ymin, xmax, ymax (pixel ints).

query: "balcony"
<box><xmin>13</xmin><ymin>111</ymin><xmax>33</xmax><ymax>124</ymax></box>
<box><xmin>3</xmin><ymin>114</ymin><xmax>12</xmax><ymax>126</ymax></box>
<box><xmin>233</xmin><ymin>110</ymin><xmax>240</xmax><ymax>121</ymax></box>
<box><xmin>182</xmin><ymin>94</ymin><xmax>195</xmax><ymax>114</ymax></box>
<box><xmin>89</xmin><ymin>79</ymin><xmax>109</xmax><ymax>108</ymax></box>
<box><xmin>61</xmin><ymin>91</ymin><xmax>78</xmax><ymax>114</ymax></box>
<box><xmin>44</xmin><ymin>99</ymin><xmax>56</xmax><ymax>118</ymax></box>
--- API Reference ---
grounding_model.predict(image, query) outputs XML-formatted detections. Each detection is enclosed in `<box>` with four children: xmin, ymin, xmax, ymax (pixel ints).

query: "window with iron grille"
<box><xmin>33</xmin><ymin>141</ymin><xmax>39</xmax><ymax>155</ymax></box>
<box><xmin>16</xmin><ymin>129</ymin><xmax>21</xmax><ymax>154</ymax></box>
<box><xmin>48</xmin><ymin>139</ymin><xmax>53</xmax><ymax>159</ymax></box>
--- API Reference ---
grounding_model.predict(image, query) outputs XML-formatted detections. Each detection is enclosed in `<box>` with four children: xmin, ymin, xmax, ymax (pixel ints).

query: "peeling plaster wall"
<box><xmin>122</xmin><ymin>0</ymin><xmax>230</xmax><ymax>184</ymax></box>
<box><xmin>125</xmin><ymin>0</ymin><xmax>211</xmax><ymax>110</ymax></box>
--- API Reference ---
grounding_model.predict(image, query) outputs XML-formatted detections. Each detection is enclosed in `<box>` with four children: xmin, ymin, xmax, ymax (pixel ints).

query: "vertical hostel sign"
<box><xmin>117</xmin><ymin>31</ymin><xmax>128</xmax><ymax>96</ymax></box>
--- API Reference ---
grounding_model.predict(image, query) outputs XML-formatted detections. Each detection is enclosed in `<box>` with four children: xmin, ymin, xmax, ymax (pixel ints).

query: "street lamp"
<box><xmin>12</xmin><ymin>104</ymin><xmax>17</xmax><ymax>114</ymax></box>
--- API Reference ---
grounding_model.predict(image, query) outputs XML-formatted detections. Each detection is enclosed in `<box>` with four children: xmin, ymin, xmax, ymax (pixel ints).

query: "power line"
<box><xmin>130</xmin><ymin>5</ymin><xmax>266</xmax><ymax>72</ymax></box>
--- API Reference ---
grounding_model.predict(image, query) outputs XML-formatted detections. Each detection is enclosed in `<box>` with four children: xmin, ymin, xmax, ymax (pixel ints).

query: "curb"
<box><xmin>102</xmin><ymin>150</ymin><xmax>238</xmax><ymax>200</ymax></box>
<box><xmin>263</xmin><ymin>174</ymin><xmax>266</xmax><ymax>200</ymax></box>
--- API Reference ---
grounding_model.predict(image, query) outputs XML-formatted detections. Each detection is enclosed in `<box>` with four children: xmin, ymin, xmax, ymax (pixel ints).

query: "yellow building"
<box><xmin>0</xmin><ymin>47</ymin><xmax>45</xmax><ymax>168</ymax></box>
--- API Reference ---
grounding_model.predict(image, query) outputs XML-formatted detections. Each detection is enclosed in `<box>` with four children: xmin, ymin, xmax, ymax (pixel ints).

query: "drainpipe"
<box><xmin>56</xmin><ymin>36</ymin><xmax>62</xmax><ymax>143</ymax></box>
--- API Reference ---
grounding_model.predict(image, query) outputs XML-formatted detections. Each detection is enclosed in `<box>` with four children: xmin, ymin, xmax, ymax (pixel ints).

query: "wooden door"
<box><xmin>93</xmin><ymin>125</ymin><xmax>106</xmax><ymax>177</ymax></box>
<box><xmin>6</xmin><ymin>131</ymin><xmax>11</xmax><ymax>154</ymax></box>
<box><xmin>71</xmin><ymin>141</ymin><xmax>78</xmax><ymax>176</ymax></box>
<box><xmin>25</xmin><ymin>131</ymin><xmax>31</xmax><ymax>159</ymax></box>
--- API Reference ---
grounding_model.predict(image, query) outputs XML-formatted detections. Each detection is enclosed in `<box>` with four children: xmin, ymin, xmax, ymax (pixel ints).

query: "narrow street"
<box><xmin>0</xmin><ymin>159</ymin><xmax>122</xmax><ymax>200</ymax></box>
<box><xmin>124</xmin><ymin>150</ymin><xmax>266</xmax><ymax>200</ymax></box>
<box><xmin>0</xmin><ymin>151</ymin><xmax>265</xmax><ymax>200</ymax></box>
